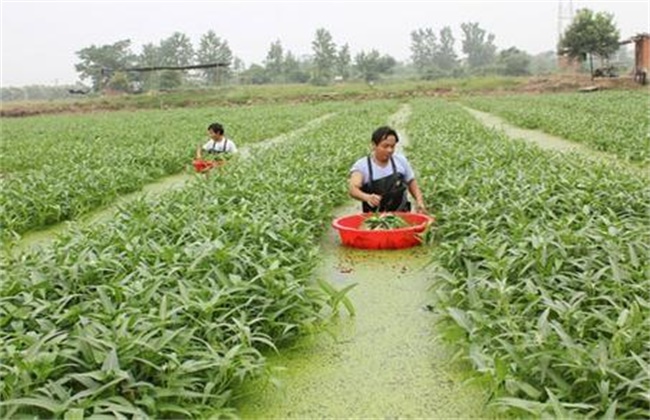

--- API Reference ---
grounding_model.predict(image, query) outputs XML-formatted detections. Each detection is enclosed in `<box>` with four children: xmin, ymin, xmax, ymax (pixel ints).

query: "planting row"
<box><xmin>0</xmin><ymin>100</ymin><xmax>399</xmax><ymax>418</ymax></box>
<box><xmin>460</xmin><ymin>91</ymin><xmax>649</xmax><ymax>164</ymax></box>
<box><xmin>1</xmin><ymin>103</ymin><xmax>338</xmax><ymax>237</ymax></box>
<box><xmin>407</xmin><ymin>98</ymin><xmax>649</xmax><ymax>418</ymax></box>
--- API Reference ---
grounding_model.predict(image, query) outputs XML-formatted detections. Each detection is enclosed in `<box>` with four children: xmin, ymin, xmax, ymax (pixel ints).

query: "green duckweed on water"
<box><xmin>234</xmin><ymin>204</ymin><xmax>490</xmax><ymax>419</ymax></box>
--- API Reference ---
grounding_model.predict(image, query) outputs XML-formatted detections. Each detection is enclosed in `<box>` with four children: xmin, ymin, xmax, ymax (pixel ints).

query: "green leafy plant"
<box><xmin>362</xmin><ymin>213</ymin><xmax>409</xmax><ymax>230</ymax></box>
<box><xmin>0</xmin><ymin>99</ymin><xmax>400</xmax><ymax>418</ymax></box>
<box><xmin>407</xmin><ymin>98</ymin><xmax>649</xmax><ymax>419</ymax></box>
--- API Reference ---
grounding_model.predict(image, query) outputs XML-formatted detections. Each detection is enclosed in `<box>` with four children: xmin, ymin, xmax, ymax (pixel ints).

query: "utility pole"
<box><xmin>557</xmin><ymin>0</ymin><xmax>574</xmax><ymax>45</ymax></box>
<box><xmin>557</xmin><ymin>0</ymin><xmax>576</xmax><ymax>71</ymax></box>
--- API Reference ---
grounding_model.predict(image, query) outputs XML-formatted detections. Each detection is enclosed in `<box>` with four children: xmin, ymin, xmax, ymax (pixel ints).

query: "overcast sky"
<box><xmin>1</xmin><ymin>1</ymin><xmax>648</xmax><ymax>87</ymax></box>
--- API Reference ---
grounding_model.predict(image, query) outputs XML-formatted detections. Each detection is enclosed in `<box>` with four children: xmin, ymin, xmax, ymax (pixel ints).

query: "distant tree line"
<box><xmin>64</xmin><ymin>22</ymin><xmax>551</xmax><ymax>93</ymax></box>
<box><xmin>1</xmin><ymin>85</ymin><xmax>85</xmax><ymax>102</ymax></box>
<box><xmin>1</xmin><ymin>9</ymin><xmax>631</xmax><ymax>101</ymax></box>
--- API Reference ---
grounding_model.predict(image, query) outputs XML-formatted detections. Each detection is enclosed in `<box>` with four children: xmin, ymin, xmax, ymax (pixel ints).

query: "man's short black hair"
<box><xmin>371</xmin><ymin>126</ymin><xmax>399</xmax><ymax>145</ymax></box>
<box><xmin>208</xmin><ymin>122</ymin><xmax>224</xmax><ymax>135</ymax></box>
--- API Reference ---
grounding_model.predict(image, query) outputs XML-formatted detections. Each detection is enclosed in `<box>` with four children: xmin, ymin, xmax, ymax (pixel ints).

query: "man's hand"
<box><xmin>365</xmin><ymin>193</ymin><xmax>382</xmax><ymax>207</ymax></box>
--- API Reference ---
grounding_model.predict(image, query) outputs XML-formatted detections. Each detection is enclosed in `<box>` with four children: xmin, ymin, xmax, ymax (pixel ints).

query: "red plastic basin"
<box><xmin>193</xmin><ymin>159</ymin><xmax>224</xmax><ymax>173</ymax></box>
<box><xmin>332</xmin><ymin>212</ymin><xmax>434</xmax><ymax>249</ymax></box>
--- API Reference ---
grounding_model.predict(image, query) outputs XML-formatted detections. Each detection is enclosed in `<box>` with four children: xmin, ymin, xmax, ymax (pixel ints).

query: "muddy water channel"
<box><xmin>236</xmin><ymin>203</ymin><xmax>488</xmax><ymax>418</ymax></box>
<box><xmin>465</xmin><ymin>107</ymin><xmax>649</xmax><ymax>178</ymax></box>
<box><xmin>236</xmin><ymin>105</ymin><xmax>488</xmax><ymax>418</ymax></box>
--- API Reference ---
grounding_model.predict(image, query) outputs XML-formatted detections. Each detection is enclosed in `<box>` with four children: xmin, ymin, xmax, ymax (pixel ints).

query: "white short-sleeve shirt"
<box><xmin>349</xmin><ymin>153</ymin><xmax>415</xmax><ymax>185</ymax></box>
<box><xmin>202</xmin><ymin>138</ymin><xmax>237</xmax><ymax>153</ymax></box>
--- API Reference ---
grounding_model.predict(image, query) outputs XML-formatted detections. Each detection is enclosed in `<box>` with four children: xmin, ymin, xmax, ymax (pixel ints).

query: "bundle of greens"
<box><xmin>362</xmin><ymin>213</ymin><xmax>409</xmax><ymax>230</ymax></box>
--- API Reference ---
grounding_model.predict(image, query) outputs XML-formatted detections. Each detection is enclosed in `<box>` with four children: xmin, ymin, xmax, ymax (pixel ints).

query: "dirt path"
<box><xmin>14</xmin><ymin>114</ymin><xmax>333</xmax><ymax>253</ymax></box>
<box><xmin>464</xmin><ymin>107</ymin><xmax>649</xmax><ymax>177</ymax></box>
<box><xmin>235</xmin><ymin>104</ymin><xmax>489</xmax><ymax>418</ymax></box>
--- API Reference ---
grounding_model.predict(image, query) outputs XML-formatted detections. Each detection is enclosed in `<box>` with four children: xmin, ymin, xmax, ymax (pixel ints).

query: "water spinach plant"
<box><xmin>407</xmin><ymin>98</ymin><xmax>649</xmax><ymax>418</ymax></box>
<box><xmin>0</xmin><ymin>100</ymin><xmax>399</xmax><ymax>418</ymax></box>
<box><xmin>362</xmin><ymin>213</ymin><xmax>409</xmax><ymax>230</ymax></box>
<box><xmin>1</xmin><ymin>102</ymin><xmax>338</xmax><ymax>238</ymax></box>
<box><xmin>460</xmin><ymin>91</ymin><xmax>650</xmax><ymax>164</ymax></box>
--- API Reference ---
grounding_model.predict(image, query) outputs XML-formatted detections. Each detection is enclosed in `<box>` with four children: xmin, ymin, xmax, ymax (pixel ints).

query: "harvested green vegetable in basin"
<box><xmin>362</xmin><ymin>213</ymin><xmax>409</xmax><ymax>230</ymax></box>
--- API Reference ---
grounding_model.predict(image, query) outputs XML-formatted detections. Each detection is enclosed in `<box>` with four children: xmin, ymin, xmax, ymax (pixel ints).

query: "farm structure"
<box><xmin>557</xmin><ymin>32</ymin><xmax>650</xmax><ymax>83</ymax></box>
<box><xmin>620</xmin><ymin>33</ymin><xmax>650</xmax><ymax>84</ymax></box>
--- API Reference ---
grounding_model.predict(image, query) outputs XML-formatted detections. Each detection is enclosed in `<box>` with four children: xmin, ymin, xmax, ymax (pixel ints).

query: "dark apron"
<box><xmin>207</xmin><ymin>139</ymin><xmax>228</xmax><ymax>154</ymax></box>
<box><xmin>361</xmin><ymin>156</ymin><xmax>411</xmax><ymax>213</ymax></box>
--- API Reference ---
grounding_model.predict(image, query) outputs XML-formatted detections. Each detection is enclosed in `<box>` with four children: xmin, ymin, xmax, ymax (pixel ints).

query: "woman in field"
<box><xmin>348</xmin><ymin>126</ymin><xmax>427</xmax><ymax>213</ymax></box>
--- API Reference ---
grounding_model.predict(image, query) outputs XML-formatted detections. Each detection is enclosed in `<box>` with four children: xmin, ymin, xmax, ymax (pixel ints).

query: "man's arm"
<box><xmin>407</xmin><ymin>179</ymin><xmax>427</xmax><ymax>213</ymax></box>
<box><xmin>349</xmin><ymin>171</ymin><xmax>381</xmax><ymax>208</ymax></box>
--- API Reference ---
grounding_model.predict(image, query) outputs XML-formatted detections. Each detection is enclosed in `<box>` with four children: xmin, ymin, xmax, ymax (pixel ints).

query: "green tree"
<box><xmin>461</xmin><ymin>22</ymin><xmax>497</xmax><ymax>70</ymax></box>
<box><xmin>355</xmin><ymin>50</ymin><xmax>381</xmax><ymax>82</ymax></box>
<box><xmin>158</xmin><ymin>32</ymin><xmax>194</xmax><ymax>86</ymax></box>
<box><xmin>435</xmin><ymin>27</ymin><xmax>459</xmax><ymax>72</ymax></box>
<box><xmin>75</xmin><ymin>39</ymin><xmax>136</xmax><ymax>92</ymax></box>
<box><xmin>284</xmin><ymin>51</ymin><xmax>309</xmax><ymax>83</ymax></box>
<box><xmin>497</xmin><ymin>47</ymin><xmax>531</xmax><ymax>76</ymax></box>
<box><xmin>197</xmin><ymin>30</ymin><xmax>233</xmax><ymax>85</ymax></box>
<box><xmin>336</xmin><ymin>43</ymin><xmax>352</xmax><ymax>80</ymax></box>
<box><xmin>265</xmin><ymin>40</ymin><xmax>284</xmax><ymax>83</ymax></box>
<box><xmin>311</xmin><ymin>28</ymin><xmax>337</xmax><ymax>85</ymax></box>
<box><xmin>0</xmin><ymin>87</ymin><xmax>26</xmax><ymax>101</ymax></box>
<box><xmin>355</xmin><ymin>50</ymin><xmax>396</xmax><ymax>82</ymax></box>
<box><xmin>529</xmin><ymin>51</ymin><xmax>559</xmax><ymax>75</ymax></box>
<box><xmin>159</xmin><ymin>32</ymin><xmax>194</xmax><ymax>67</ymax></box>
<box><xmin>232</xmin><ymin>57</ymin><xmax>245</xmax><ymax>73</ymax></box>
<box><xmin>106</xmin><ymin>71</ymin><xmax>130</xmax><ymax>92</ymax></box>
<box><xmin>241</xmin><ymin>64</ymin><xmax>271</xmax><ymax>85</ymax></box>
<box><xmin>410</xmin><ymin>28</ymin><xmax>438</xmax><ymax>74</ymax></box>
<box><xmin>136</xmin><ymin>43</ymin><xmax>162</xmax><ymax>91</ymax></box>
<box><xmin>231</xmin><ymin>57</ymin><xmax>246</xmax><ymax>84</ymax></box>
<box><xmin>559</xmin><ymin>8</ymin><xmax>620</xmax><ymax>78</ymax></box>
<box><xmin>159</xmin><ymin>70</ymin><xmax>183</xmax><ymax>90</ymax></box>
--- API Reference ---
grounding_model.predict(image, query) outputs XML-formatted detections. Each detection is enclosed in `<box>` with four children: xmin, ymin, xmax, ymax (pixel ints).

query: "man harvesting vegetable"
<box><xmin>349</xmin><ymin>126</ymin><xmax>427</xmax><ymax>213</ymax></box>
<box><xmin>195</xmin><ymin>122</ymin><xmax>237</xmax><ymax>160</ymax></box>
<box><xmin>193</xmin><ymin>122</ymin><xmax>238</xmax><ymax>173</ymax></box>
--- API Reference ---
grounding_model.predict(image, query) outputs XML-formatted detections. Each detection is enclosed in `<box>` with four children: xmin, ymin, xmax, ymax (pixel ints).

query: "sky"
<box><xmin>1</xmin><ymin>1</ymin><xmax>648</xmax><ymax>87</ymax></box>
